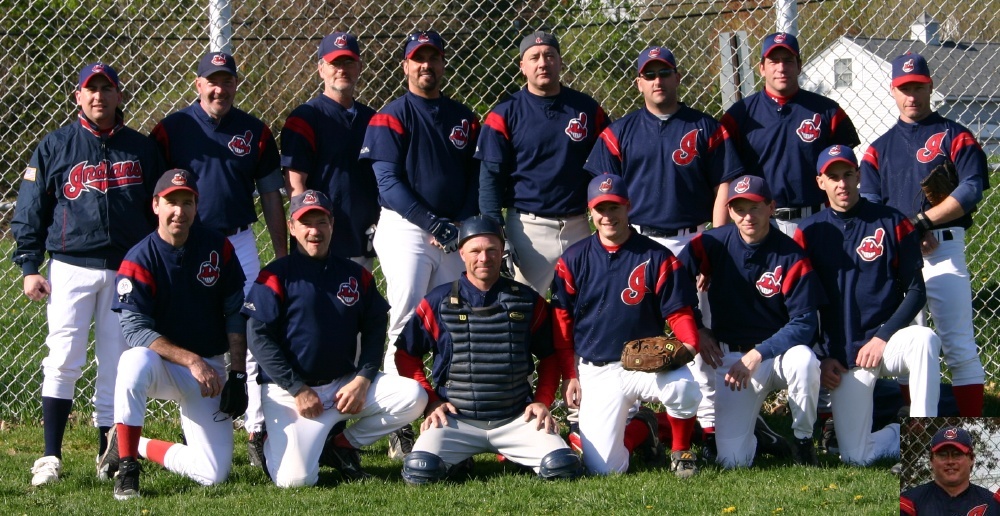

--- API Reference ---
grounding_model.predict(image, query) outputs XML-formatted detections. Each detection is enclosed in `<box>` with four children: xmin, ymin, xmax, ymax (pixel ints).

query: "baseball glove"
<box><xmin>219</xmin><ymin>371</ymin><xmax>249</xmax><ymax>418</ymax></box>
<box><xmin>920</xmin><ymin>160</ymin><xmax>958</xmax><ymax>206</ymax></box>
<box><xmin>621</xmin><ymin>336</ymin><xmax>694</xmax><ymax>373</ymax></box>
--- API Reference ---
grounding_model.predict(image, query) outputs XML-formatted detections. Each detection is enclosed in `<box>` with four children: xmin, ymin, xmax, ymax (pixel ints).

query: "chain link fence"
<box><xmin>1</xmin><ymin>0</ymin><xmax>999</xmax><ymax>422</ymax></box>
<box><xmin>900</xmin><ymin>417</ymin><xmax>1000</xmax><ymax>493</ymax></box>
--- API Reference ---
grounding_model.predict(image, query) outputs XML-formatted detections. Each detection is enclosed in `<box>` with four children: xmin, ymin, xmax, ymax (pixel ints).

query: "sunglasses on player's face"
<box><xmin>640</xmin><ymin>68</ymin><xmax>675</xmax><ymax>80</ymax></box>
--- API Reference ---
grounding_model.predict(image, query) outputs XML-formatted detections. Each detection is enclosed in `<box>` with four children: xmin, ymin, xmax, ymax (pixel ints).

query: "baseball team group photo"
<box><xmin>2</xmin><ymin>0</ymin><xmax>1000</xmax><ymax>514</ymax></box>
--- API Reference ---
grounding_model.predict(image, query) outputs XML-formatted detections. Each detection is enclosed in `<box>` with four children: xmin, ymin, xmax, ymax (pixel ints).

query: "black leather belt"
<box><xmin>774</xmin><ymin>204</ymin><xmax>824</xmax><ymax>221</ymax></box>
<box><xmin>225</xmin><ymin>224</ymin><xmax>252</xmax><ymax>236</ymax></box>
<box><xmin>580</xmin><ymin>358</ymin><xmax>613</xmax><ymax>367</ymax></box>
<box><xmin>932</xmin><ymin>229</ymin><xmax>955</xmax><ymax>241</ymax></box>
<box><xmin>639</xmin><ymin>226</ymin><xmax>699</xmax><ymax>238</ymax></box>
<box><xmin>305</xmin><ymin>379</ymin><xmax>334</xmax><ymax>387</ymax></box>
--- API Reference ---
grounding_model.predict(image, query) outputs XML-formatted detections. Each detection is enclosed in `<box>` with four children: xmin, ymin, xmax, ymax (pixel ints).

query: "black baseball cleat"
<box><xmin>113</xmin><ymin>457</ymin><xmax>141</xmax><ymax>500</ymax></box>
<box><xmin>754</xmin><ymin>415</ymin><xmax>792</xmax><ymax>458</ymax></box>
<box><xmin>97</xmin><ymin>425</ymin><xmax>120</xmax><ymax>481</ymax></box>
<box><xmin>632</xmin><ymin>406</ymin><xmax>664</xmax><ymax>464</ymax></box>
<box><xmin>670</xmin><ymin>450</ymin><xmax>699</xmax><ymax>478</ymax></box>
<box><xmin>821</xmin><ymin>418</ymin><xmax>839</xmax><ymax>455</ymax></box>
<box><xmin>320</xmin><ymin>438</ymin><xmax>372</xmax><ymax>481</ymax></box>
<box><xmin>701</xmin><ymin>432</ymin><xmax>718</xmax><ymax>463</ymax></box>
<box><xmin>388</xmin><ymin>425</ymin><xmax>415</xmax><ymax>461</ymax></box>
<box><xmin>792</xmin><ymin>437</ymin><xmax>819</xmax><ymax>466</ymax></box>
<box><xmin>247</xmin><ymin>430</ymin><xmax>267</xmax><ymax>471</ymax></box>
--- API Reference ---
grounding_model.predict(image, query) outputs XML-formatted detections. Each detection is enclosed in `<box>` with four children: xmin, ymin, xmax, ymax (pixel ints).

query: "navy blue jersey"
<box><xmin>113</xmin><ymin>226</ymin><xmax>245</xmax><ymax>357</ymax></box>
<box><xmin>585</xmin><ymin>105</ymin><xmax>743</xmax><ymax>230</ymax></box>
<box><xmin>901</xmin><ymin>481</ymin><xmax>1000</xmax><ymax>516</ymax></box>
<box><xmin>721</xmin><ymin>90</ymin><xmax>860</xmax><ymax>208</ymax></box>
<box><xmin>151</xmin><ymin>103</ymin><xmax>281</xmax><ymax>233</ymax></box>
<box><xmin>551</xmin><ymin>231</ymin><xmax>697</xmax><ymax>362</ymax></box>
<box><xmin>281</xmin><ymin>95</ymin><xmax>378</xmax><ymax>258</ymax></box>
<box><xmin>795</xmin><ymin>199</ymin><xmax>923</xmax><ymax>368</ymax></box>
<box><xmin>475</xmin><ymin>86</ymin><xmax>608</xmax><ymax>216</ymax></box>
<box><xmin>360</xmin><ymin>92</ymin><xmax>480</xmax><ymax>220</ymax></box>
<box><xmin>242</xmin><ymin>252</ymin><xmax>389</xmax><ymax>384</ymax></box>
<box><xmin>11</xmin><ymin>114</ymin><xmax>163</xmax><ymax>275</ymax></box>
<box><xmin>681</xmin><ymin>224</ymin><xmax>824</xmax><ymax>354</ymax></box>
<box><xmin>861</xmin><ymin>112</ymin><xmax>990</xmax><ymax>230</ymax></box>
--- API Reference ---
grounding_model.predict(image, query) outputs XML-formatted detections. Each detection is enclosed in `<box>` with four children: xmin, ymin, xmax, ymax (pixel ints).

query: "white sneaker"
<box><xmin>31</xmin><ymin>456</ymin><xmax>62</xmax><ymax>486</ymax></box>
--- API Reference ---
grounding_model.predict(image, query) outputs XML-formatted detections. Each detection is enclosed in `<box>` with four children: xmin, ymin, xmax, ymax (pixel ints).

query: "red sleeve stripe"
<box><xmin>689</xmin><ymin>234</ymin><xmax>712</xmax><ymax>278</ymax></box>
<box><xmin>719</xmin><ymin>113</ymin><xmax>740</xmax><ymax>140</ymax></box>
<box><xmin>360</xmin><ymin>268</ymin><xmax>374</xmax><ymax>292</ymax></box>
<box><xmin>781</xmin><ymin>258</ymin><xmax>813</xmax><ymax>296</ymax></box>
<box><xmin>259</xmin><ymin>126</ymin><xmax>273</xmax><ymax>159</ymax></box>
<box><xmin>862</xmin><ymin>145</ymin><xmax>879</xmax><ymax>168</ymax></box>
<box><xmin>950</xmin><ymin>131</ymin><xmax>983</xmax><ymax>160</ymax></box>
<box><xmin>654</xmin><ymin>256</ymin><xmax>680</xmax><ymax>295</ymax></box>
<box><xmin>598</xmin><ymin>127</ymin><xmax>622</xmax><ymax>160</ymax></box>
<box><xmin>555</xmin><ymin>258</ymin><xmax>577</xmax><ymax>295</ymax></box>
<box><xmin>895</xmin><ymin>218</ymin><xmax>915</xmax><ymax>243</ymax></box>
<box><xmin>257</xmin><ymin>269</ymin><xmax>284</xmax><ymax>303</ymax></box>
<box><xmin>530</xmin><ymin>297</ymin><xmax>549</xmax><ymax>332</ymax></box>
<box><xmin>222</xmin><ymin>239</ymin><xmax>235</xmax><ymax>265</ymax></box>
<box><xmin>150</xmin><ymin>124</ymin><xmax>171</xmax><ymax>163</ymax></box>
<box><xmin>283</xmin><ymin>116</ymin><xmax>316</xmax><ymax>152</ymax></box>
<box><xmin>792</xmin><ymin>228</ymin><xmax>807</xmax><ymax>249</ymax></box>
<box><xmin>484</xmin><ymin>112</ymin><xmax>510</xmax><ymax>141</ymax></box>
<box><xmin>119</xmin><ymin>260</ymin><xmax>156</xmax><ymax>297</ymax></box>
<box><xmin>370</xmin><ymin>113</ymin><xmax>405</xmax><ymax>135</ymax></box>
<box><xmin>707</xmin><ymin>125</ymin><xmax>726</xmax><ymax>152</ymax></box>
<box><xmin>415</xmin><ymin>298</ymin><xmax>440</xmax><ymax>342</ymax></box>
<box><xmin>595</xmin><ymin>106</ymin><xmax>609</xmax><ymax>133</ymax></box>
<box><xmin>469</xmin><ymin>116</ymin><xmax>481</xmax><ymax>140</ymax></box>
<box><xmin>830</xmin><ymin>108</ymin><xmax>850</xmax><ymax>134</ymax></box>
<box><xmin>900</xmin><ymin>496</ymin><xmax>916</xmax><ymax>516</ymax></box>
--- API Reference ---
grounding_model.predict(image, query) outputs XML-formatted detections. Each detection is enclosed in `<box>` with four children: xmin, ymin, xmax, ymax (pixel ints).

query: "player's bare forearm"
<box><xmin>228</xmin><ymin>332</ymin><xmax>247</xmax><ymax>373</ymax></box>
<box><xmin>924</xmin><ymin>196</ymin><xmax>965</xmax><ymax>227</ymax></box>
<box><xmin>712</xmin><ymin>182</ymin><xmax>731</xmax><ymax>228</ymax></box>
<box><xmin>286</xmin><ymin>168</ymin><xmax>308</xmax><ymax>197</ymax></box>
<box><xmin>335</xmin><ymin>376</ymin><xmax>371</xmax><ymax>414</ymax></box>
<box><xmin>260</xmin><ymin>190</ymin><xmax>288</xmax><ymax>258</ymax></box>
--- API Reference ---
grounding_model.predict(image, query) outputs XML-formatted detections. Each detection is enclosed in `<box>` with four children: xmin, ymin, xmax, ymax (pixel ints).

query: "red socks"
<box><xmin>116</xmin><ymin>424</ymin><xmax>142</xmax><ymax>460</ymax></box>
<box><xmin>666</xmin><ymin>415</ymin><xmax>696</xmax><ymax>452</ymax></box>
<box><xmin>623</xmin><ymin>418</ymin><xmax>651</xmax><ymax>453</ymax></box>
<box><xmin>953</xmin><ymin>384</ymin><xmax>984</xmax><ymax>417</ymax></box>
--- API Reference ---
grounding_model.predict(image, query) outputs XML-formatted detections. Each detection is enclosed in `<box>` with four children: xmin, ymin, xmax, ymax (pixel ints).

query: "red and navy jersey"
<box><xmin>585</xmin><ymin>105</ymin><xmax>743</xmax><ymax>230</ymax></box>
<box><xmin>11</xmin><ymin>114</ymin><xmax>163</xmax><ymax>275</ymax></box>
<box><xmin>281</xmin><ymin>96</ymin><xmax>378</xmax><ymax>258</ymax></box>
<box><xmin>861</xmin><ymin>112</ymin><xmax>990</xmax><ymax>229</ymax></box>
<box><xmin>795</xmin><ymin>199</ymin><xmax>923</xmax><ymax>368</ymax></box>
<box><xmin>551</xmin><ymin>231</ymin><xmax>698</xmax><ymax>363</ymax></box>
<box><xmin>113</xmin><ymin>225</ymin><xmax>245</xmax><ymax>357</ymax></box>
<box><xmin>901</xmin><ymin>481</ymin><xmax>1000</xmax><ymax>516</ymax></box>
<box><xmin>360</xmin><ymin>92</ymin><xmax>480</xmax><ymax>220</ymax></box>
<box><xmin>475</xmin><ymin>86</ymin><xmax>607</xmax><ymax>216</ymax></box>
<box><xmin>242</xmin><ymin>252</ymin><xmax>389</xmax><ymax>384</ymax></box>
<box><xmin>721</xmin><ymin>90</ymin><xmax>860</xmax><ymax>208</ymax></box>
<box><xmin>680</xmin><ymin>224</ymin><xmax>824</xmax><ymax>354</ymax></box>
<box><xmin>151</xmin><ymin>103</ymin><xmax>281</xmax><ymax>233</ymax></box>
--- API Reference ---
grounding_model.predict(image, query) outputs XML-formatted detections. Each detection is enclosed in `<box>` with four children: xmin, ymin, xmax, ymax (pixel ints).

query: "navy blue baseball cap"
<box><xmin>198</xmin><ymin>52</ymin><xmax>238</xmax><ymax>78</ymax></box>
<box><xmin>403</xmin><ymin>30</ymin><xmax>445</xmax><ymax>60</ymax></box>
<box><xmin>520</xmin><ymin>31</ymin><xmax>560</xmax><ymax>57</ymax></box>
<box><xmin>78</xmin><ymin>63</ymin><xmax>121</xmax><ymax>90</ymax></box>
<box><xmin>637</xmin><ymin>46</ymin><xmax>677</xmax><ymax>74</ymax></box>
<box><xmin>290</xmin><ymin>190</ymin><xmax>333</xmax><ymax>220</ymax></box>
<box><xmin>728</xmin><ymin>175</ymin><xmax>772</xmax><ymax>204</ymax></box>
<box><xmin>931</xmin><ymin>426</ymin><xmax>973</xmax><ymax>454</ymax></box>
<box><xmin>891</xmin><ymin>52</ymin><xmax>932</xmax><ymax>88</ymax></box>
<box><xmin>761</xmin><ymin>32</ymin><xmax>800</xmax><ymax>59</ymax></box>
<box><xmin>588</xmin><ymin>174</ymin><xmax>629</xmax><ymax>208</ymax></box>
<box><xmin>155</xmin><ymin>169</ymin><xmax>198</xmax><ymax>197</ymax></box>
<box><xmin>319</xmin><ymin>32</ymin><xmax>360</xmax><ymax>62</ymax></box>
<box><xmin>817</xmin><ymin>145</ymin><xmax>859</xmax><ymax>175</ymax></box>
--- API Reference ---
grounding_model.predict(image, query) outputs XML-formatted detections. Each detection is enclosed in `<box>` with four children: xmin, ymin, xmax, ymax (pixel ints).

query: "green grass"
<box><xmin>0</xmin><ymin>418</ymin><xmax>897</xmax><ymax>515</ymax></box>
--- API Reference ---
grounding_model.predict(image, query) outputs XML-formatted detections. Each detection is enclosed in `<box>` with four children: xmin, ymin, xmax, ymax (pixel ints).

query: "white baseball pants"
<box><xmin>505</xmin><ymin>210</ymin><xmax>590</xmax><ymax>296</ymax></box>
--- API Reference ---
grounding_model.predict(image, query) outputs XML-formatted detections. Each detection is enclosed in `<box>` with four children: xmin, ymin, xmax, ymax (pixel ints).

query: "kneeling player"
<box><xmin>394</xmin><ymin>217</ymin><xmax>582</xmax><ymax>484</ymax></box>
<box><xmin>796</xmin><ymin>146</ymin><xmax>940</xmax><ymax>465</ymax></box>
<box><xmin>242</xmin><ymin>191</ymin><xmax>427</xmax><ymax>487</ymax></box>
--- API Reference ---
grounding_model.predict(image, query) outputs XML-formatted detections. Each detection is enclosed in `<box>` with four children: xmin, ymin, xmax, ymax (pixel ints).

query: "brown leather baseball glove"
<box><xmin>620</xmin><ymin>336</ymin><xmax>694</xmax><ymax>372</ymax></box>
<box><xmin>920</xmin><ymin>160</ymin><xmax>958</xmax><ymax>206</ymax></box>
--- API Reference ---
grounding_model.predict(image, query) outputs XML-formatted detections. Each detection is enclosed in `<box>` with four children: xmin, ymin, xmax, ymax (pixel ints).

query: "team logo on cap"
<box><xmin>92</xmin><ymin>64</ymin><xmax>105</xmax><ymax>73</ymax></box>
<box><xmin>828</xmin><ymin>145</ymin><xmax>842</xmax><ymax>157</ymax></box>
<box><xmin>856</xmin><ymin>228</ymin><xmax>885</xmax><ymax>262</ymax></box>
<box><xmin>535</xmin><ymin>36</ymin><xmax>543</xmax><ymax>44</ymax></box>
<box><xmin>63</xmin><ymin>160</ymin><xmax>144</xmax><ymax>200</ymax></box>
<box><xmin>565</xmin><ymin>112</ymin><xmax>588</xmax><ymax>142</ymax></box>
<box><xmin>335</xmin><ymin>34</ymin><xmax>348</xmax><ymax>47</ymax></box>
<box><xmin>902</xmin><ymin>58</ymin><xmax>915</xmax><ymax>73</ymax></box>
<box><xmin>418</xmin><ymin>33</ymin><xmax>430</xmax><ymax>43</ymax></box>
<box><xmin>171</xmin><ymin>172</ymin><xmax>187</xmax><ymax>186</ymax></box>
<box><xmin>599</xmin><ymin>177</ymin><xmax>613</xmax><ymax>192</ymax></box>
<box><xmin>303</xmin><ymin>191</ymin><xmax>319</xmax><ymax>205</ymax></box>
<box><xmin>756</xmin><ymin>265</ymin><xmax>784</xmax><ymax>297</ymax></box>
<box><xmin>228</xmin><ymin>130</ymin><xmax>254</xmax><ymax>157</ymax></box>
<box><xmin>672</xmin><ymin>129</ymin><xmax>700</xmax><ymax>166</ymax></box>
<box><xmin>648</xmin><ymin>48</ymin><xmax>661</xmax><ymax>58</ymax></box>
<box><xmin>211</xmin><ymin>53</ymin><xmax>227</xmax><ymax>66</ymax></box>
<box><xmin>197</xmin><ymin>251</ymin><xmax>221</xmax><ymax>287</ymax></box>
<box><xmin>944</xmin><ymin>428</ymin><xmax>959</xmax><ymax>440</ymax></box>
<box><xmin>621</xmin><ymin>260</ymin><xmax>651</xmax><ymax>306</ymax></box>
<box><xmin>796</xmin><ymin>114</ymin><xmax>822</xmax><ymax>143</ymax></box>
<box><xmin>774</xmin><ymin>33</ymin><xmax>787</xmax><ymax>43</ymax></box>
<box><xmin>449</xmin><ymin>119</ymin><xmax>471</xmax><ymax>149</ymax></box>
<box><xmin>337</xmin><ymin>277</ymin><xmax>360</xmax><ymax>306</ymax></box>
<box><xmin>734</xmin><ymin>176</ymin><xmax>751</xmax><ymax>194</ymax></box>
<box><xmin>916</xmin><ymin>132</ymin><xmax>946</xmax><ymax>163</ymax></box>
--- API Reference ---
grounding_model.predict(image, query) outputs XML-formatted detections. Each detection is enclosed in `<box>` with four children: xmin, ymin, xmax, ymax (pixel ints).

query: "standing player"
<box><xmin>900</xmin><ymin>426</ymin><xmax>1000</xmax><ymax>514</ymax></box>
<box><xmin>101</xmin><ymin>170</ymin><xmax>247</xmax><ymax>499</ymax></box>
<box><xmin>860</xmin><ymin>53</ymin><xmax>989</xmax><ymax>417</ymax></box>
<box><xmin>394</xmin><ymin>216</ymin><xmax>581</xmax><ymax>484</ymax></box>
<box><xmin>552</xmin><ymin>174</ymin><xmax>702</xmax><ymax>477</ymax></box>
<box><xmin>797</xmin><ymin>145</ymin><xmax>941</xmax><ymax>466</ymax></box>
<box><xmin>680</xmin><ymin>175</ymin><xmax>823</xmax><ymax>467</ymax></box>
<box><xmin>721</xmin><ymin>32</ymin><xmax>860</xmax><ymax>234</ymax></box>
<box><xmin>242</xmin><ymin>191</ymin><xmax>426</xmax><ymax>487</ymax></box>
<box><xmin>151</xmin><ymin>51</ymin><xmax>287</xmax><ymax>463</ymax></box>
<box><xmin>282</xmin><ymin>32</ymin><xmax>379</xmax><ymax>269</ymax></box>
<box><xmin>476</xmin><ymin>31</ymin><xmax>607</xmax><ymax>294</ymax></box>
<box><xmin>11</xmin><ymin>62</ymin><xmax>163</xmax><ymax>485</ymax></box>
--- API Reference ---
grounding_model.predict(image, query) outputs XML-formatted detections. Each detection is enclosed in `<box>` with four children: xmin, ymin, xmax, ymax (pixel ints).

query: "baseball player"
<box><xmin>720</xmin><ymin>32</ymin><xmax>860</xmax><ymax>234</ymax></box>
<box><xmin>151</xmin><ymin>51</ymin><xmax>287</xmax><ymax>464</ymax></box>
<box><xmin>552</xmin><ymin>174</ymin><xmax>702</xmax><ymax>477</ymax></box>
<box><xmin>901</xmin><ymin>426</ymin><xmax>1000</xmax><ymax>515</ymax></box>
<box><xmin>679</xmin><ymin>175</ymin><xmax>823</xmax><ymax>467</ymax></box>
<box><xmin>860</xmin><ymin>52</ymin><xmax>990</xmax><ymax>417</ymax></box>
<box><xmin>393</xmin><ymin>216</ymin><xmax>582</xmax><ymax>484</ymax></box>
<box><xmin>242</xmin><ymin>190</ymin><xmax>426</xmax><ymax>487</ymax></box>
<box><xmin>584</xmin><ymin>45</ymin><xmax>744</xmax><ymax>459</ymax></box>
<box><xmin>796</xmin><ymin>145</ymin><xmax>941</xmax><ymax>466</ymax></box>
<box><xmin>99</xmin><ymin>170</ymin><xmax>247</xmax><ymax>500</ymax></box>
<box><xmin>11</xmin><ymin>62</ymin><xmax>163</xmax><ymax>486</ymax></box>
<box><xmin>476</xmin><ymin>30</ymin><xmax>608</xmax><ymax>295</ymax></box>
<box><xmin>282</xmin><ymin>32</ymin><xmax>379</xmax><ymax>270</ymax></box>
<box><xmin>360</xmin><ymin>30</ymin><xmax>480</xmax><ymax>458</ymax></box>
